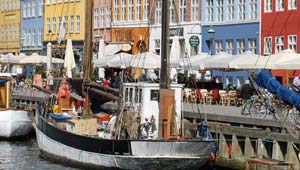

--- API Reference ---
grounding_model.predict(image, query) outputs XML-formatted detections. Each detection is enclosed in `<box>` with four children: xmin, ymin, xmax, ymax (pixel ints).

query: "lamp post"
<box><xmin>207</xmin><ymin>25</ymin><xmax>215</xmax><ymax>55</ymax></box>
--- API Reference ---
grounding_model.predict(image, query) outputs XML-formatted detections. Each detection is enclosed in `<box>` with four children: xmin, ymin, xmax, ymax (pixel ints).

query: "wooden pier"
<box><xmin>182</xmin><ymin>103</ymin><xmax>300</xmax><ymax>170</ymax></box>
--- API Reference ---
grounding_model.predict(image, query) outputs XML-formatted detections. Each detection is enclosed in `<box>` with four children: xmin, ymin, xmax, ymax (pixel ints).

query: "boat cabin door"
<box><xmin>0</xmin><ymin>79</ymin><xmax>10</xmax><ymax>109</ymax></box>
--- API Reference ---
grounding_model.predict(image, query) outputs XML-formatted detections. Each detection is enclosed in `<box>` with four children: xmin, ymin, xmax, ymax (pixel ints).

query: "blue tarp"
<box><xmin>49</xmin><ymin>113</ymin><xmax>71</xmax><ymax>121</ymax></box>
<box><xmin>0</xmin><ymin>79</ymin><xmax>9</xmax><ymax>86</ymax></box>
<box><xmin>255</xmin><ymin>70</ymin><xmax>300</xmax><ymax>107</ymax></box>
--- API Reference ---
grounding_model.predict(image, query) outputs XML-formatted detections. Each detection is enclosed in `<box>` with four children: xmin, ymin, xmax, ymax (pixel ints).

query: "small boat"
<box><xmin>0</xmin><ymin>73</ymin><xmax>48</xmax><ymax>139</ymax></box>
<box><xmin>34</xmin><ymin>1</ymin><xmax>215</xmax><ymax>169</ymax></box>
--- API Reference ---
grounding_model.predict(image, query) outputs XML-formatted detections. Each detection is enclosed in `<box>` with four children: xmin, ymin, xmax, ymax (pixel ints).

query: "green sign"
<box><xmin>189</xmin><ymin>36</ymin><xmax>199</xmax><ymax>47</ymax></box>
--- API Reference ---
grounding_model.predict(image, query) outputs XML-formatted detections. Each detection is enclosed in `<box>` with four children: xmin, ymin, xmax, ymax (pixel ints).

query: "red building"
<box><xmin>261</xmin><ymin>0</ymin><xmax>300</xmax><ymax>85</ymax></box>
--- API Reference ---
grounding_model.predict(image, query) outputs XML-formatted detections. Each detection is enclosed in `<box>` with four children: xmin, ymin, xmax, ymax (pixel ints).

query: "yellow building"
<box><xmin>0</xmin><ymin>0</ymin><xmax>21</xmax><ymax>54</ymax></box>
<box><xmin>44</xmin><ymin>0</ymin><xmax>85</xmax><ymax>64</ymax></box>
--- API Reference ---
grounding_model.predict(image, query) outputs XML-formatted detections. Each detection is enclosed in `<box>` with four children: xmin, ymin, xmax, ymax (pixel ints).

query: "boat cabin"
<box><xmin>122</xmin><ymin>82</ymin><xmax>184</xmax><ymax>139</ymax></box>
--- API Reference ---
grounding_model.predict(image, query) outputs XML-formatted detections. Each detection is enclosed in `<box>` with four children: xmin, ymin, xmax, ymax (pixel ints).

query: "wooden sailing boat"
<box><xmin>34</xmin><ymin>1</ymin><xmax>215</xmax><ymax>169</ymax></box>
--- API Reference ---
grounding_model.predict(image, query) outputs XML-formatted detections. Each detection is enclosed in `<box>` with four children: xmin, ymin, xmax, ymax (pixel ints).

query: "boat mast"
<box><xmin>83</xmin><ymin>0</ymin><xmax>93</xmax><ymax>115</ymax></box>
<box><xmin>160</xmin><ymin>0</ymin><xmax>170</xmax><ymax>89</ymax></box>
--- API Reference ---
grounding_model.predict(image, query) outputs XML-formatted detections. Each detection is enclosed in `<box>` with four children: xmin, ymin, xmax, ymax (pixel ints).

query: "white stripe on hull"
<box><xmin>0</xmin><ymin>110</ymin><xmax>32</xmax><ymax>138</ymax></box>
<box><xmin>36</xmin><ymin>128</ymin><xmax>212</xmax><ymax>170</ymax></box>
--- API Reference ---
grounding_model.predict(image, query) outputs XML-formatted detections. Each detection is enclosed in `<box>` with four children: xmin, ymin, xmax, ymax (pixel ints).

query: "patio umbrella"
<box><xmin>19</xmin><ymin>53</ymin><xmax>47</xmax><ymax>64</ymax></box>
<box><xmin>94</xmin><ymin>52</ymin><xmax>132</xmax><ymax>68</ymax></box>
<box><xmin>97</xmin><ymin>38</ymin><xmax>105</xmax><ymax>79</ymax></box>
<box><xmin>205</xmin><ymin>52</ymin><xmax>238</xmax><ymax>69</ymax></box>
<box><xmin>131</xmin><ymin>51</ymin><xmax>161</xmax><ymax>69</ymax></box>
<box><xmin>265</xmin><ymin>49</ymin><xmax>300</xmax><ymax>69</ymax></box>
<box><xmin>179</xmin><ymin>53</ymin><xmax>211</xmax><ymax>70</ymax></box>
<box><xmin>170</xmin><ymin>36</ymin><xmax>181</xmax><ymax>68</ymax></box>
<box><xmin>46</xmin><ymin>42</ymin><xmax>52</xmax><ymax>74</ymax></box>
<box><xmin>229</xmin><ymin>51</ymin><xmax>262</xmax><ymax>69</ymax></box>
<box><xmin>64</xmin><ymin>39</ymin><xmax>76</xmax><ymax>78</ymax></box>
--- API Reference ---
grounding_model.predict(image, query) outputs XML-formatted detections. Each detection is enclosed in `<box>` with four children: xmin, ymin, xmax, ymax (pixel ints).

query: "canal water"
<box><xmin>0</xmin><ymin>137</ymin><xmax>233</xmax><ymax>170</ymax></box>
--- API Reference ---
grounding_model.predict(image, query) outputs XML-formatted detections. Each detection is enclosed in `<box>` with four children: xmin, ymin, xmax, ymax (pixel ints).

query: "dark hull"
<box><xmin>35</xmin><ymin>115</ymin><xmax>215</xmax><ymax>169</ymax></box>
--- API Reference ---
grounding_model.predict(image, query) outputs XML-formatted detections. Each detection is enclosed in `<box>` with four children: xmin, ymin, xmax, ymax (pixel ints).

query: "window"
<box><xmin>76</xmin><ymin>16</ymin><xmax>80</xmax><ymax>33</ymax></box>
<box><xmin>46</xmin><ymin>18</ymin><xmax>51</xmax><ymax>33</ymax></box>
<box><xmin>249</xmin><ymin>0</ymin><xmax>257</xmax><ymax>20</ymax></box>
<box><xmin>238</xmin><ymin>0</ymin><xmax>245</xmax><ymax>20</ymax></box>
<box><xmin>170</xmin><ymin>0</ymin><xmax>175</xmax><ymax>23</ymax></box>
<box><xmin>144</xmin><ymin>0</ymin><xmax>149</xmax><ymax>20</ymax></box>
<box><xmin>155</xmin><ymin>1</ymin><xmax>162</xmax><ymax>24</ymax></box>
<box><xmin>179</xmin><ymin>0</ymin><xmax>186</xmax><ymax>22</ymax></box>
<box><xmin>38</xmin><ymin>28</ymin><xmax>42</xmax><ymax>46</ymax></box>
<box><xmin>39</xmin><ymin>0</ymin><xmax>43</xmax><ymax>16</ymax></box>
<box><xmin>94</xmin><ymin>8</ymin><xmax>99</xmax><ymax>29</ymax></box>
<box><xmin>129</xmin><ymin>0</ymin><xmax>134</xmax><ymax>21</ymax></box>
<box><xmin>135</xmin><ymin>0</ymin><xmax>140</xmax><ymax>21</ymax></box>
<box><xmin>237</xmin><ymin>39</ymin><xmax>245</xmax><ymax>54</ymax></box>
<box><xmin>46</xmin><ymin>0</ymin><xmax>50</xmax><ymax>5</ymax></box>
<box><xmin>288</xmin><ymin>0</ymin><xmax>296</xmax><ymax>10</ymax></box>
<box><xmin>264</xmin><ymin>37</ymin><xmax>272</xmax><ymax>55</ymax></box>
<box><xmin>100</xmin><ymin>8</ymin><xmax>105</xmax><ymax>28</ymax></box>
<box><xmin>106</xmin><ymin>8</ymin><xmax>111</xmax><ymax>27</ymax></box>
<box><xmin>58</xmin><ymin>17</ymin><xmax>62</xmax><ymax>33</ymax></box>
<box><xmin>52</xmin><ymin>17</ymin><xmax>56</xmax><ymax>33</ymax></box>
<box><xmin>265</xmin><ymin>0</ymin><xmax>272</xmax><ymax>12</ymax></box>
<box><xmin>23</xmin><ymin>3</ymin><xmax>27</xmax><ymax>18</ymax></box>
<box><xmin>276</xmin><ymin>0</ymin><xmax>284</xmax><ymax>11</ymax></box>
<box><xmin>248</xmin><ymin>39</ymin><xmax>257</xmax><ymax>54</ymax></box>
<box><xmin>121</xmin><ymin>0</ymin><xmax>126</xmax><ymax>21</ymax></box>
<box><xmin>288</xmin><ymin>35</ymin><xmax>297</xmax><ymax>52</ymax></box>
<box><xmin>226</xmin><ymin>40</ymin><xmax>233</xmax><ymax>55</ymax></box>
<box><xmin>114</xmin><ymin>0</ymin><xmax>119</xmax><ymax>21</ymax></box>
<box><xmin>28</xmin><ymin>29</ymin><xmax>31</xmax><ymax>46</ymax></box>
<box><xmin>191</xmin><ymin>0</ymin><xmax>199</xmax><ymax>21</ymax></box>
<box><xmin>155</xmin><ymin>39</ymin><xmax>161</xmax><ymax>54</ymax></box>
<box><xmin>52</xmin><ymin>0</ymin><xmax>56</xmax><ymax>4</ymax></box>
<box><xmin>216</xmin><ymin>0</ymin><xmax>223</xmax><ymax>22</ymax></box>
<box><xmin>275</xmin><ymin>36</ymin><xmax>284</xmax><ymax>53</ymax></box>
<box><xmin>31</xmin><ymin>29</ymin><xmax>35</xmax><ymax>46</ymax></box>
<box><xmin>70</xmin><ymin>16</ymin><xmax>74</xmax><ymax>33</ymax></box>
<box><xmin>28</xmin><ymin>1</ymin><xmax>31</xmax><ymax>17</ymax></box>
<box><xmin>227</xmin><ymin>0</ymin><xmax>234</xmax><ymax>21</ymax></box>
<box><xmin>64</xmin><ymin>16</ymin><xmax>68</xmax><ymax>33</ymax></box>
<box><xmin>32</xmin><ymin>1</ymin><xmax>35</xmax><ymax>17</ymax></box>
<box><xmin>207</xmin><ymin>0</ymin><xmax>213</xmax><ymax>22</ymax></box>
<box><xmin>216</xmin><ymin>40</ymin><xmax>223</xmax><ymax>53</ymax></box>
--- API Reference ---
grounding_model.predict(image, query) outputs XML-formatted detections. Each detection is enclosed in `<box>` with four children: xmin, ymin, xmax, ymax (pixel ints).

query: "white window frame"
<box><xmin>169</xmin><ymin>0</ymin><xmax>175</xmax><ymax>23</ymax></box>
<box><xmin>191</xmin><ymin>0</ymin><xmax>199</xmax><ymax>22</ymax></box>
<box><xmin>128</xmin><ymin>0</ymin><xmax>133</xmax><ymax>21</ymax></box>
<box><xmin>275</xmin><ymin>36</ymin><xmax>284</xmax><ymax>53</ymax></box>
<box><xmin>179</xmin><ymin>0</ymin><xmax>186</xmax><ymax>22</ymax></box>
<box><xmin>143</xmin><ymin>0</ymin><xmax>149</xmax><ymax>20</ymax></box>
<box><xmin>207</xmin><ymin>0</ymin><xmax>213</xmax><ymax>22</ymax></box>
<box><xmin>100</xmin><ymin>8</ymin><xmax>105</xmax><ymax>28</ymax></box>
<box><xmin>106</xmin><ymin>8</ymin><xmax>111</xmax><ymax>27</ymax></box>
<box><xmin>121</xmin><ymin>0</ymin><xmax>126</xmax><ymax>21</ymax></box>
<box><xmin>114</xmin><ymin>0</ymin><xmax>119</xmax><ymax>21</ymax></box>
<box><xmin>265</xmin><ymin>0</ymin><xmax>273</xmax><ymax>12</ymax></box>
<box><xmin>227</xmin><ymin>0</ymin><xmax>234</xmax><ymax>21</ymax></box>
<box><xmin>216</xmin><ymin>40</ymin><xmax>223</xmax><ymax>53</ymax></box>
<box><xmin>70</xmin><ymin>16</ymin><xmax>74</xmax><ymax>33</ymax></box>
<box><xmin>76</xmin><ymin>15</ymin><xmax>80</xmax><ymax>33</ymax></box>
<box><xmin>46</xmin><ymin>18</ymin><xmax>51</xmax><ymax>34</ymax></box>
<box><xmin>32</xmin><ymin>1</ymin><xmax>35</xmax><ymax>17</ymax></box>
<box><xmin>38</xmin><ymin>28</ymin><xmax>42</xmax><ymax>46</ymax></box>
<box><xmin>39</xmin><ymin>0</ymin><xmax>43</xmax><ymax>16</ymax></box>
<box><xmin>276</xmin><ymin>0</ymin><xmax>284</xmax><ymax>11</ymax></box>
<box><xmin>226</xmin><ymin>40</ymin><xmax>233</xmax><ymax>55</ymax></box>
<box><xmin>135</xmin><ymin>0</ymin><xmax>140</xmax><ymax>21</ymax></box>
<box><xmin>249</xmin><ymin>0</ymin><xmax>257</xmax><ymax>20</ymax></box>
<box><xmin>248</xmin><ymin>39</ymin><xmax>257</xmax><ymax>54</ymax></box>
<box><xmin>264</xmin><ymin>36</ymin><xmax>272</xmax><ymax>55</ymax></box>
<box><xmin>31</xmin><ymin>28</ymin><xmax>35</xmax><ymax>46</ymax></box>
<box><xmin>52</xmin><ymin>17</ymin><xmax>56</xmax><ymax>33</ymax></box>
<box><xmin>28</xmin><ymin>1</ymin><xmax>31</xmax><ymax>17</ymax></box>
<box><xmin>238</xmin><ymin>0</ymin><xmax>245</xmax><ymax>20</ymax></box>
<box><xmin>288</xmin><ymin>0</ymin><xmax>297</xmax><ymax>10</ymax></box>
<box><xmin>23</xmin><ymin>2</ymin><xmax>27</xmax><ymax>18</ymax></box>
<box><xmin>216</xmin><ymin>0</ymin><xmax>223</xmax><ymax>22</ymax></box>
<box><xmin>237</xmin><ymin>39</ymin><xmax>245</xmax><ymax>54</ymax></box>
<box><xmin>288</xmin><ymin>35</ymin><xmax>297</xmax><ymax>52</ymax></box>
<box><xmin>155</xmin><ymin>1</ymin><xmax>162</xmax><ymax>24</ymax></box>
<box><xmin>94</xmin><ymin>8</ymin><xmax>99</xmax><ymax>29</ymax></box>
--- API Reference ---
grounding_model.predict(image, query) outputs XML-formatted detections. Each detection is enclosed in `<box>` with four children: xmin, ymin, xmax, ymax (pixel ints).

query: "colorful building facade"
<box><xmin>0</xmin><ymin>0</ymin><xmax>21</xmax><ymax>54</ymax></box>
<box><xmin>93</xmin><ymin>0</ymin><xmax>111</xmax><ymax>43</ymax></box>
<box><xmin>20</xmin><ymin>0</ymin><xmax>44</xmax><ymax>55</ymax></box>
<box><xmin>261</xmin><ymin>0</ymin><xmax>300</xmax><ymax>85</ymax></box>
<box><xmin>43</xmin><ymin>0</ymin><xmax>85</xmax><ymax>70</ymax></box>
<box><xmin>201</xmin><ymin>0</ymin><xmax>260</xmax><ymax>88</ymax></box>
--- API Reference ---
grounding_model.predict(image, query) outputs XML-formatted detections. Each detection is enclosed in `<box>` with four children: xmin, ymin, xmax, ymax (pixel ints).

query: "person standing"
<box><xmin>240</xmin><ymin>80</ymin><xmax>254</xmax><ymax>101</ymax></box>
<box><xmin>293</xmin><ymin>73</ymin><xmax>300</xmax><ymax>92</ymax></box>
<box><xmin>47</xmin><ymin>72</ymin><xmax>54</xmax><ymax>91</ymax></box>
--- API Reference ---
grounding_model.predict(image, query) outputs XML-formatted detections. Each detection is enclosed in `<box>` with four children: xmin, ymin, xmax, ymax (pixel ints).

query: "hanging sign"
<box><xmin>189</xmin><ymin>36</ymin><xmax>200</xmax><ymax>47</ymax></box>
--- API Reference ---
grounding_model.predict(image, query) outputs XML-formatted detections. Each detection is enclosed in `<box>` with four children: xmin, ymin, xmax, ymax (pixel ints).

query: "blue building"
<box><xmin>201</xmin><ymin>0</ymin><xmax>260</xmax><ymax>89</ymax></box>
<box><xmin>20</xmin><ymin>0</ymin><xmax>44</xmax><ymax>55</ymax></box>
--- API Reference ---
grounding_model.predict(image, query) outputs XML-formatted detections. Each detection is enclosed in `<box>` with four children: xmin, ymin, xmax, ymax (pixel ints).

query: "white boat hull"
<box><xmin>0</xmin><ymin>110</ymin><xmax>32</xmax><ymax>138</ymax></box>
<box><xmin>35</xmin><ymin>115</ymin><xmax>215</xmax><ymax>170</ymax></box>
